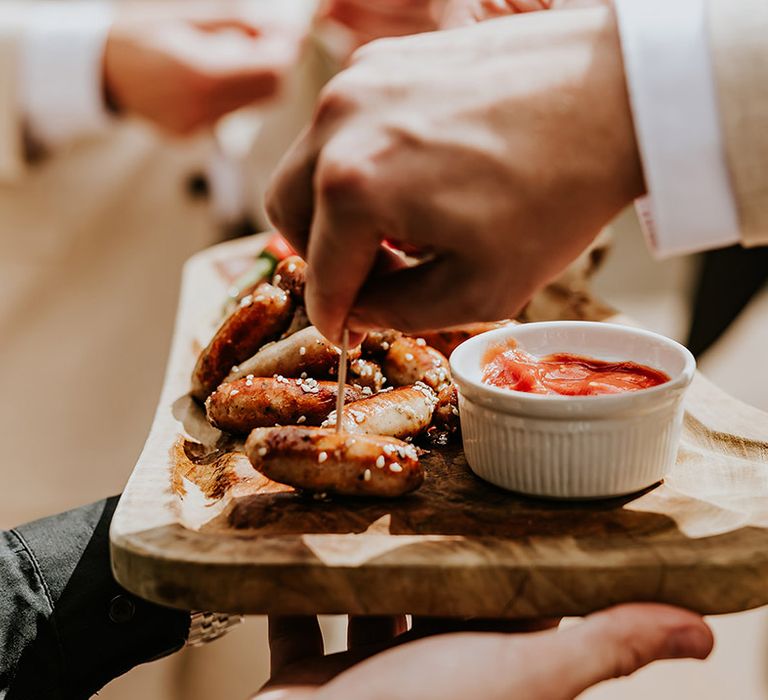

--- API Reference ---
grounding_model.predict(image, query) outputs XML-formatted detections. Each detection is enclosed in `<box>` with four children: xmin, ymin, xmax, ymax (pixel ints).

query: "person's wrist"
<box><xmin>605</xmin><ymin>6</ymin><xmax>645</xmax><ymax>200</ymax></box>
<box><xmin>584</xmin><ymin>4</ymin><xmax>646</xmax><ymax>202</ymax></box>
<box><xmin>102</xmin><ymin>28</ymin><xmax>128</xmax><ymax>115</ymax></box>
<box><xmin>102</xmin><ymin>40</ymin><xmax>119</xmax><ymax>114</ymax></box>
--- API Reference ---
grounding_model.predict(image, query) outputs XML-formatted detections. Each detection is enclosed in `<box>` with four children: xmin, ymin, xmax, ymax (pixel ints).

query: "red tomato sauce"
<box><xmin>482</xmin><ymin>345</ymin><xmax>669</xmax><ymax>396</ymax></box>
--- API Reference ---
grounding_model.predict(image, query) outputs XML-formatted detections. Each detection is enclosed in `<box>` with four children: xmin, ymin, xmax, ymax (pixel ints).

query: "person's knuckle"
<box><xmin>314</xmin><ymin>77</ymin><xmax>360</xmax><ymax>126</ymax></box>
<box><xmin>610</xmin><ymin>640</ymin><xmax>648</xmax><ymax>679</ymax></box>
<box><xmin>316</xmin><ymin>155</ymin><xmax>373</xmax><ymax>204</ymax></box>
<box><xmin>349</xmin><ymin>37</ymin><xmax>385</xmax><ymax>64</ymax></box>
<box><xmin>600</xmin><ymin>619</ymin><xmax>652</xmax><ymax>678</ymax></box>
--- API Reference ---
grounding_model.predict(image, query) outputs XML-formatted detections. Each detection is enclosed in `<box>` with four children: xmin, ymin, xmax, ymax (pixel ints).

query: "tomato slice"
<box><xmin>383</xmin><ymin>239</ymin><xmax>424</xmax><ymax>256</ymax></box>
<box><xmin>264</xmin><ymin>233</ymin><xmax>296</xmax><ymax>261</ymax></box>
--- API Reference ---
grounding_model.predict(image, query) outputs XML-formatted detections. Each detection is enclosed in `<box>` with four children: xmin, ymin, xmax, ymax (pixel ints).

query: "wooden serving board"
<box><xmin>111</xmin><ymin>234</ymin><xmax>768</xmax><ymax>617</ymax></box>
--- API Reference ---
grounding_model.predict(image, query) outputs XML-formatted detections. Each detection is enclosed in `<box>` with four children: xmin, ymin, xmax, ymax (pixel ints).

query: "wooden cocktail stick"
<box><xmin>335</xmin><ymin>328</ymin><xmax>349</xmax><ymax>434</ymax></box>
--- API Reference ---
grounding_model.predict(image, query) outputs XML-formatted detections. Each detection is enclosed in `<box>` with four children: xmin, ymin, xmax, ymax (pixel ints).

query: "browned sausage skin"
<box><xmin>273</xmin><ymin>256</ymin><xmax>306</xmax><ymax>302</ymax></box>
<box><xmin>431</xmin><ymin>384</ymin><xmax>460</xmax><ymax>434</ymax></box>
<box><xmin>281</xmin><ymin>305</ymin><xmax>310</xmax><ymax>339</ymax></box>
<box><xmin>383</xmin><ymin>337</ymin><xmax>451</xmax><ymax>393</ymax></box>
<box><xmin>417</xmin><ymin>321</ymin><xmax>515</xmax><ymax>358</ymax></box>
<box><xmin>206</xmin><ymin>377</ymin><xmax>365</xmax><ymax>434</ymax></box>
<box><xmin>349</xmin><ymin>358</ymin><xmax>386</xmax><ymax>392</ymax></box>
<box><xmin>225</xmin><ymin>326</ymin><xmax>360</xmax><ymax>384</ymax></box>
<box><xmin>191</xmin><ymin>283</ymin><xmax>293</xmax><ymax>402</ymax></box>
<box><xmin>245</xmin><ymin>427</ymin><xmax>423</xmax><ymax>497</ymax></box>
<box><xmin>323</xmin><ymin>383</ymin><xmax>437</xmax><ymax>439</ymax></box>
<box><xmin>361</xmin><ymin>329</ymin><xmax>402</xmax><ymax>358</ymax></box>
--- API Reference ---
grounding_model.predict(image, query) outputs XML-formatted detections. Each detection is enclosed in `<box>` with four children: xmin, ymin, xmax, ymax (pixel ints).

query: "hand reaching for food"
<box><xmin>104</xmin><ymin>9</ymin><xmax>303</xmax><ymax>135</ymax></box>
<box><xmin>252</xmin><ymin>605</ymin><xmax>712</xmax><ymax>700</ymax></box>
<box><xmin>266</xmin><ymin>5</ymin><xmax>642</xmax><ymax>344</ymax></box>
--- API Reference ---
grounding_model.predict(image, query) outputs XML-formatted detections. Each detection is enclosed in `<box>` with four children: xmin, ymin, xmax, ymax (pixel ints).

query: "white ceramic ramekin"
<box><xmin>450</xmin><ymin>321</ymin><xmax>696</xmax><ymax>499</ymax></box>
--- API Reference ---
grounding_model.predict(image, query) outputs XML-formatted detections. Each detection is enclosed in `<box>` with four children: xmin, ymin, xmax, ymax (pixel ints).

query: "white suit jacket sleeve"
<box><xmin>20</xmin><ymin>1</ymin><xmax>111</xmax><ymax>150</ymax></box>
<box><xmin>615</xmin><ymin>0</ymin><xmax>768</xmax><ymax>255</ymax></box>
<box><xmin>0</xmin><ymin>1</ymin><xmax>111</xmax><ymax>183</ymax></box>
<box><xmin>707</xmin><ymin>0</ymin><xmax>768</xmax><ymax>247</ymax></box>
<box><xmin>614</xmin><ymin>0</ymin><xmax>740</xmax><ymax>257</ymax></box>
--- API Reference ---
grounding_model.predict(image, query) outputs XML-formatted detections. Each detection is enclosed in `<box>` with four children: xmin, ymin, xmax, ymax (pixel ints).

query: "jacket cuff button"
<box><xmin>109</xmin><ymin>595</ymin><xmax>136</xmax><ymax>624</ymax></box>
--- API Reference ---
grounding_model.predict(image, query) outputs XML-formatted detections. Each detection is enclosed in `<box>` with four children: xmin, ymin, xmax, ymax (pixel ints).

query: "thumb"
<box><xmin>441</xmin><ymin>0</ymin><xmax>548</xmax><ymax>29</ymax></box>
<box><xmin>525</xmin><ymin>604</ymin><xmax>714</xmax><ymax>699</ymax></box>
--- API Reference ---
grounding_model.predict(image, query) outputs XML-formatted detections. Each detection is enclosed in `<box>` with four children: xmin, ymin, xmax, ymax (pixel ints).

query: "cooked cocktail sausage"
<box><xmin>323</xmin><ymin>384</ymin><xmax>437</xmax><ymax>439</ymax></box>
<box><xmin>349</xmin><ymin>358</ymin><xmax>386</xmax><ymax>392</ymax></box>
<box><xmin>206</xmin><ymin>377</ymin><xmax>364</xmax><ymax>433</ymax></box>
<box><xmin>432</xmin><ymin>383</ymin><xmax>460</xmax><ymax>434</ymax></box>
<box><xmin>225</xmin><ymin>326</ymin><xmax>360</xmax><ymax>383</ymax></box>
<box><xmin>383</xmin><ymin>337</ymin><xmax>451</xmax><ymax>393</ymax></box>
<box><xmin>418</xmin><ymin>321</ymin><xmax>515</xmax><ymax>358</ymax></box>
<box><xmin>191</xmin><ymin>283</ymin><xmax>293</xmax><ymax>401</ymax></box>
<box><xmin>245</xmin><ymin>426</ymin><xmax>423</xmax><ymax>497</ymax></box>
<box><xmin>281</xmin><ymin>305</ymin><xmax>310</xmax><ymax>339</ymax></box>
<box><xmin>361</xmin><ymin>329</ymin><xmax>402</xmax><ymax>358</ymax></box>
<box><xmin>273</xmin><ymin>256</ymin><xmax>306</xmax><ymax>302</ymax></box>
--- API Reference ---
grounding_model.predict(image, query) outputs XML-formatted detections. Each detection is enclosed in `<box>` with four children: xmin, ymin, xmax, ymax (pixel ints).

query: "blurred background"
<box><xmin>1</xmin><ymin>1</ymin><xmax>767</xmax><ymax>698</ymax></box>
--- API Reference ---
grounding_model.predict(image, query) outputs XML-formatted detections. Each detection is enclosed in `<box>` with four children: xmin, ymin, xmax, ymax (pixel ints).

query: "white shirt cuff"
<box><xmin>20</xmin><ymin>2</ymin><xmax>113</xmax><ymax>149</ymax></box>
<box><xmin>614</xmin><ymin>0</ymin><xmax>740</xmax><ymax>257</ymax></box>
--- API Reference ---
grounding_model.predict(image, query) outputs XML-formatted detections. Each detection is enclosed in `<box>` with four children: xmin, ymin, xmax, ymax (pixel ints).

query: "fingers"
<box><xmin>315</xmin><ymin>607</ymin><xmax>711</xmax><ymax>700</ymax></box>
<box><xmin>304</xmin><ymin>180</ymin><xmax>384</xmax><ymax>344</ymax></box>
<box><xmin>321</xmin><ymin>0</ymin><xmax>438</xmax><ymax>41</ymax></box>
<box><xmin>312</xmin><ymin>605</ymin><xmax>711</xmax><ymax>700</ymax></box>
<box><xmin>348</xmin><ymin>616</ymin><xmax>408</xmax><ymax>650</ymax></box>
<box><xmin>268</xmin><ymin>151</ymin><xmax>425</xmax><ymax>344</ymax></box>
<box><xmin>252</xmin><ymin>687</ymin><xmax>317</xmax><ymax>700</ymax></box>
<box><xmin>348</xmin><ymin>259</ymin><xmax>457</xmax><ymax>336</ymax></box>
<box><xmin>269</xmin><ymin>616</ymin><xmax>324</xmax><ymax>676</ymax></box>
<box><xmin>442</xmin><ymin>0</ymin><xmax>550</xmax><ymax>28</ymax></box>
<box><xmin>160</xmin><ymin>25</ymin><xmax>304</xmax><ymax>134</ymax></box>
<box><xmin>410</xmin><ymin>616</ymin><xmax>560</xmax><ymax>638</ymax></box>
<box><xmin>203</xmin><ymin>30</ymin><xmax>303</xmax><ymax>101</ymax></box>
<box><xmin>551</xmin><ymin>0</ymin><xmax>609</xmax><ymax>6</ymax></box>
<box><xmin>348</xmin><ymin>257</ymin><xmax>525</xmax><ymax>336</ymax></box>
<box><xmin>266</xmin><ymin>127</ymin><xmax>318</xmax><ymax>258</ymax></box>
<box><xmin>527</xmin><ymin>604</ymin><xmax>714</xmax><ymax>699</ymax></box>
<box><xmin>194</xmin><ymin>17</ymin><xmax>262</xmax><ymax>36</ymax></box>
<box><xmin>503</xmin><ymin>0</ymin><xmax>554</xmax><ymax>11</ymax></box>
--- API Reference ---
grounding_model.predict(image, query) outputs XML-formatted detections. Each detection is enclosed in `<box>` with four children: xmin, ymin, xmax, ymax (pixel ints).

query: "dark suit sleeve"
<box><xmin>0</xmin><ymin>496</ymin><xmax>190</xmax><ymax>700</ymax></box>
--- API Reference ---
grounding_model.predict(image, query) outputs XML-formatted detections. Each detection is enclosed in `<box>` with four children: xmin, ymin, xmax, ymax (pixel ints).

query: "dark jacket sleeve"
<box><xmin>0</xmin><ymin>496</ymin><xmax>190</xmax><ymax>699</ymax></box>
